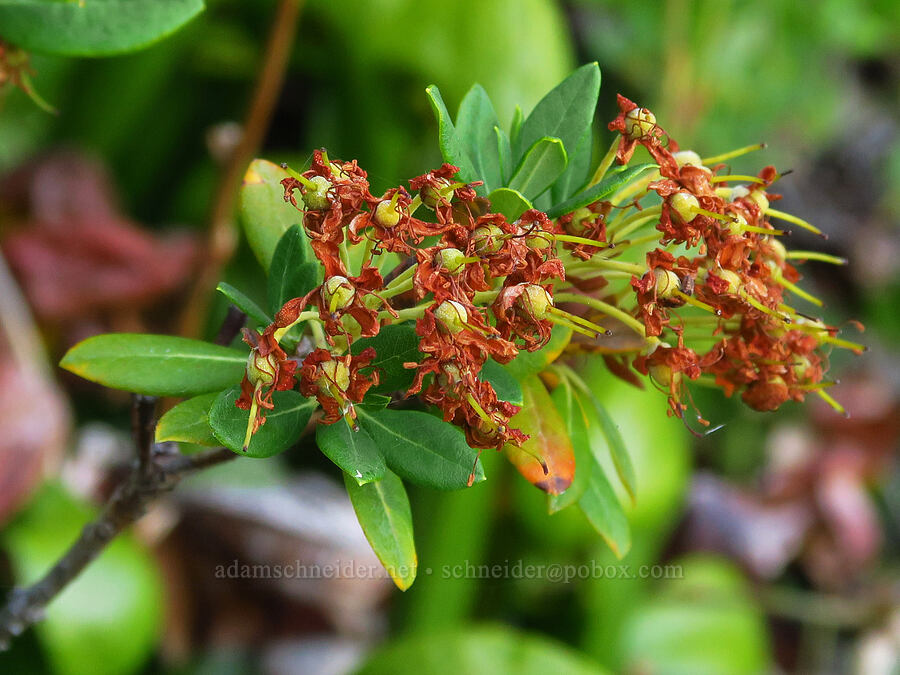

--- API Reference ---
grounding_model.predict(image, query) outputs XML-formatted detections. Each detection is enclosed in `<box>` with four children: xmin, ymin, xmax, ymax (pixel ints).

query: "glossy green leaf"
<box><xmin>344</xmin><ymin>469</ymin><xmax>417</xmax><ymax>590</ymax></box>
<box><xmin>60</xmin><ymin>334</ymin><xmax>245</xmax><ymax>397</ymax></box>
<box><xmin>495</xmin><ymin>126</ymin><xmax>512</xmax><ymax>184</ymax></box>
<box><xmin>216</xmin><ymin>282</ymin><xmax>271</xmax><ymax>326</ymax></box>
<box><xmin>545</xmin><ymin>163</ymin><xmax>655</xmax><ymax>219</ymax></box>
<box><xmin>548</xmin><ymin>380</ymin><xmax>592</xmax><ymax>512</ymax></box>
<box><xmin>508</xmin><ymin>136</ymin><xmax>568</xmax><ymax>200</ymax></box>
<box><xmin>456</xmin><ymin>84</ymin><xmax>502</xmax><ymax>193</ymax></box>
<box><xmin>358</xmin><ymin>408</ymin><xmax>484</xmax><ymax>490</ymax></box>
<box><xmin>358</xmin><ymin>625</ymin><xmax>606</xmax><ymax>675</ymax></box>
<box><xmin>503</xmin><ymin>324</ymin><xmax>572</xmax><ymax>379</ymax></box>
<box><xmin>362</xmin><ymin>393</ymin><xmax>392</xmax><ymax>409</ymax></box>
<box><xmin>2</xmin><ymin>485</ymin><xmax>162</xmax><ymax>675</ymax></box>
<box><xmin>0</xmin><ymin>0</ymin><xmax>204</xmax><ymax>57</ymax></box>
<box><xmin>587</xmin><ymin>394</ymin><xmax>637</xmax><ymax>503</ymax></box>
<box><xmin>578</xmin><ymin>453</ymin><xmax>631</xmax><ymax>558</ymax></box>
<box><xmin>317</xmin><ymin>421</ymin><xmax>386</xmax><ymax>485</ymax></box>
<box><xmin>514</xmin><ymin>62</ymin><xmax>600</xmax><ymax>165</ymax></box>
<box><xmin>239</xmin><ymin>159</ymin><xmax>308</xmax><ymax>272</ymax></box>
<box><xmin>351</xmin><ymin>324</ymin><xmax>422</xmax><ymax>394</ymax></box>
<box><xmin>487</xmin><ymin>187</ymin><xmax>533</xmax><ymax>221</ymax></box>
<box><xmin>552</xmin><ymin>127</ymin><xmax>593</xmax><ymax>202</ymax></box>
<box><xmin>267</xmin><ymin>224</ymin><xmax>318</xmax><ymax>315</ymax></box>
<box><xmin>425</xmin><ymin>84</ymin><xmax>480</xmax><ymax>189</ymax></box>
<box><xmin>479</xmin><ymin>359</ymin><xmax>523</xmax><ymax>406</ymax></box>
<box><xmin>155</xmin><ymin>392</ymin><xmax>218</xmax><ymax>446</ymax></box>
<box><xmin>209</xmin><ymin>385</ymin><xmax>315</xmax><ymax>458</ymax></box>
<box><xmin>509</xmin><ymin>104</ymin><xmax>524</xmax><ymax>147</ymax></box>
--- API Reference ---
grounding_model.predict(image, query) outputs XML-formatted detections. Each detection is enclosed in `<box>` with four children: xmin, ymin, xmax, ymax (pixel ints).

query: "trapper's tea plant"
<box><xmin>59</xmin><ymin>63</ymin><xmax>863</xmax><ymax>590</ymax></box>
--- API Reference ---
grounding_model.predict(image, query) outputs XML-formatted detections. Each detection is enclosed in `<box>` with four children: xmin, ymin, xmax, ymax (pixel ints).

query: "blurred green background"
<box><xmin>0</xmin><ymin>1</ymin><xmax>897</xmax><ymax>674</ymax></box>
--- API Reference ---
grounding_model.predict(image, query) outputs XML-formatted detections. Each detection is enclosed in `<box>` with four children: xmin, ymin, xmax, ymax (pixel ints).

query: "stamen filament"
<box><xmin>673</xmin><ymin>290</ymin><xmax>721</xmax><ymax>315</ymax></box>
<box><xmin>550</xmin><ymin>307</ymin><xmax>609</xmax><ymax>335</ymax></box>
<box><xmin>741</xmin><ymin>224</ymin><xmax>785</xmax><ymax>235</ymax></box>
<box><xmin>280</xmin><ymin>163</ymin><xmax>317</xmax><ymax>191</ymax></box>
<box><xmin>380</xmin><ymin>278</ymin><xmax>413</xmax><ymax>299</ymax></box>
<box><xmin>765</xmin><ymin>208</ymin><xmax>824</xmax><ymax>236</ymax></box>
<box><xmin>553</xmin><ymin>233</ymin><xmax>610</xmax><ymax>248</ymax></box>
<box><xmin>816</xmin><ymin>389</ymin><xmax>847</xmax><ymax>416</ymax></box>
<box><xmin>709</xmin><ymin>174</ymin><xmax>766</xmax><ymax>184</ymax></box>
<box><xmin>741</xmin><ymin>292</ymin><xmax>791</xmax><ymax>322</ymax></box>
<box><xmin>547</xmin><ymin>314</ymin><xmax>599</xmax><ymax>338</ymax></box>
<box><xmin>784</xmin><ymin>251</ymin><xmax>847</xmax><ymax>265</ymax></box>
<box><xmin>553</xmin><ymin>292</ymin><xmax>647</xmax><ymax>338</ymax></box>
<box><xmin>273</xmin><ymin>310</ymin><xmax>322</xmax><ymax>342</ymax></box>
<box><xmin>585</xmin><ymin>258</ymin><xmax>646</xmax><ymax>275</ymax></box>
<box><xmin>701</xmin><ymin>143</ymin><xmax>766</xmax><ymax>165</ymax></box>
<box><xmin>242</xmin><ymin>387</ymin><xmax>262</xmax><ymax>451</ymax></box>
<box><xmin>695</xmin><ymin>207</ymin><xmax>731</xmax><ymax>222</ymax></box>
<box><xmin>588</xmin><ymin>137</ymin><xmax>620</xmax><ymax>187</ymax></box>
<box><xmin>774</xmin><ymin>274</ymin><xmax>824</xmax><ymax>307</ymax></box>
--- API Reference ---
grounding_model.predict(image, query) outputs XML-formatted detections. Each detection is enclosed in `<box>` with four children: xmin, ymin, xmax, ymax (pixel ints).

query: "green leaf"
<box><xmin>551</xmin><ymin>127</ymin><xmax>593</xmax><ymax>203</ymax></box>
<box><xmin>509</xmin><ymin>104</ymin><xmax>524</xmax><ymax>148</ymax></box>
<box><xmin>2</xmin><ymin>485</ymin><xmax>162</xmax><ymax>675</ymax></box>
<box><xmin>425</xmin><ymin>84</ymin><xmax>480</xmax><ymax>189</ymax></box>
<box><xmin>0</xmin><ymin>0</ymin><xmax>204</xmax><ymax>57</ymax></box>
<box><xmin>495</xmin><ymin>126</ymin><xmax>512</xmax><ymax>184</ymax></box>
<box><xmin>503</xmin><ymin>324</ymin><xmax>572</xmax><ymax>379</ymax></box>
<box><xmin>208</xmin><ymin>385</ymin><xmax>315</xmax><ymax>458</ymax></box>
<box><xmin>317</xmin><ymin>422</ymin><xmax>386</xmax><ymax>485</ymax></box>
<box><xmin>479</xmin><ymin>359</ymin><xmax>523</xmax><ymax>406</ymax></box>
<box><xmin>267</xmin><ymin>224</ymin><xmax>319</xmax><ymax>315</ymax></box>
<box><xmin>344</xmin><ymin>469</ymin><xmax>417</xmax><ymax>591</ymax></box>
<box><xmin>358</xmin><ymin>408</ymin><xmax>484</xmax><ymax>490</ymax></box>
<box><xmin>513</xmin><ymin>62</ymin><xmax>600</xmax><ymax>166</ymax></box>
<box><xmin>545</xmin><ymin>163</ymin><xmax>655</xmax><ymax>219</ymax></box>
<box><xmin>548</xmin><ymin>381</ymin><xmax>592</xmax><ymax>512</ymax></box>
<box><xmin>587</xmin><ymin>394</ymin><xmax>637</xmax><ymax>504</ymax></box>
<box><xmin>239</xmin><ymin>159</ymin><xmax>308</xmax><ymax>272</ymax></box>
<box><xmin>578</xmin><ymin>454</ymin><xmax>631</xmax><ymax>558</ymax></box>
<box><xmin>155</xmin><ymin>392</ymin><xmax>218</xmax><ymax>446</ymax></box>
<box><xmin>60</xmin><ymin>334</ymin><xmax>245</xmax><ymax>397</ymax></box>
<box><xmin>508</xmin><ymin>136</ymin><xmax>568</xmax><ymax>200</ymax></box>
<box><xmin>455</xmin><ymin>84</ymin><xmax>502</xmax><ymax>193</ymax></box>
<box><xmin>362</xmin><ymin>393</ymin><xmax>392</xmax><ymax>409</ymax></box>
<box><xmin>216</xmin><ymin>282</ymin><xmax>271</xmax><ymax>326</ymax></box>
<box><xmin>351</xmin><ymin>324</ymin><xmax>422</xmax><ymax>394</ymax></box>
<box><xmin>487</xmin><ymin>187</ymin><xmax>533</xmax><ymax>221</ymax></box>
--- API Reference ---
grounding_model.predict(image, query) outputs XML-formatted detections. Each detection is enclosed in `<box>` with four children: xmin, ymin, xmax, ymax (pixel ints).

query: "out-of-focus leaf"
<box><xmin>0</xmin><ymin>0</ymin><xmax>204</xmax><ymax>57</ymax></box>
<box><xmin>487</xmin><ymin>187</ymin><xmax>533</xmax><ymax>221</ymax></box>
<box><xmin>456</xmin><ymin>84</ymin><xmax>502</xmax><ymax>193</ymax></box>
<box><xmin>344</xmin><ymin>469</ymin><xmax>417</xmax><ymax>591</ymax></box>
<box><xmin>578</xmin><ymin>456</ymin><xmax>631</xmax><ymax>558</ymax></box>
<box><xmin>548</xmin><ymin>380</ymin><xmax>592</xmax><ymax>511</ymax></box>
<box><xmin>216</xmin><ymin>282</ymin><xmax>271</xmax><ymax>326</ymax></box>
<box><xmin>425</xmin><ymin>84</ymin><xmax>480</xmax><ymax>189</ymax></box>
<box><xmin>357</xmin><ymin>624</ymin><xmax>607</xmax><ymax>674</ymax></box>
<box><xmin>504</xmin><ymin>377</ymin><xmax>574</xmax><ymax>495</ymax></box>
<box><xmin>586</xmin><ymin>393</ymin><xmax>636</xmax><ymax>503</ymax></box>
<box><xmin>620</xmin><ymin>555</ymin><xmax>770</xmax><ymax>675</ymax></box>
<box><xmin>504</xmin><ymin>324</ymin><xmax>572</xmax><ymax>379</ymax></box>
<box><xmin>495</xmin><ymin>126</ymin><xmax>512</xmax><ymax>184</ymax></box>
<box><xmin>208</xmin><ymin>385</ymin><xmax>315</xmax><ymax>458</ymax></box>
<box><xmin>60</xmin><ymin>334</ymin><xmax>245</xmax><ymax>397</ymax></box>
<box><xmin>358</xmin><ymin>408</ymin><xmax>484</xmax><ymax>490</ymax></box>
<box><xmin>2</xmin><ymin>484</ymin><xmax>162</xmax><ymax>675</ymax></box>
<box><xmin>508</xmin><ymin>136</ymin><xmax>568</xmax><ymax>200</ymax></box>
<box><xmin>267</xmin><ymin>225</ymin><xmax>318</xmax><ymax>315</ymax></box>
<box><xmin>509</xmin><ymin>104</ymin><xmax>524</xmax><ymax>147</ymax></box>
<box><xmin>351</xmin><ymin>324</ymin><xmax>421</xmax><ymax>394</ymax></box>
<box><xmin>513</xmin><ymin>62</ymin><xmax>600</xmax><ymax>165</ymax></box>
<box><xmin>544</xmin><ymin>163</ymin><xmax>655</xmax><ymax>219</ymax></box>
<box><xmin>317</xmin><ymin>421</ymin><xmax>386</xmax><ymax>485</ymax></box>
<box><xmin>239</xmin><ymin>159</ymin><xmax>307</xmax><ymax>272</ymax></box>
<box><xmin>155</xmin><ymin>392</ymin><xmax>218</xmax><ymax>446</ymax></box>
<box><xmin>552</xmin><ymin>128</ymin><xmax>593</xmax><ymax>202</ymax></box>
<box><xmin>479</xmin><ymin>359</ymin><xmax>523</xmax><ymax>406</ymax></box>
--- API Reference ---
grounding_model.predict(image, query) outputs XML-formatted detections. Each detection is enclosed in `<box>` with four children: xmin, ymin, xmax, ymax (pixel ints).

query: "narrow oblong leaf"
<box><xmin>267</xmin><ymin>224</ymin><xmax>319</xmax><ymax>315</ymax></box>
<box><xmin>545</xmin><ymin>163</ymin><xmax>655</xmax><ymax>219</ymax></box>
<box><xmin>424</xmin><ymin>84</ymin><xmax>480</xmax><ymax>189</ymax></box>
<box><xmin>208</xmin><ymin>385</ymin><xmax>315</xmax><ymax>458</ymax></box>
<box><xmin>508</xmin><ymin>137</ymin><xmax>568</xmax><ymax>200</ymax></box>
<box><xmin>487</xmin><ymin>187</ymin><xmax>533</xmax><ymax>222</ymax></box>
<box><xmin>358</xmin><ymin>408</ymin><xmax>484</xmax><ymax>490</ymax></box>
<box><xmin>509</xmin><ymin>104</ymin><xmax>524</xmax><ymax>148</ymax></box>
<box><xmin>503</xmin><ymin>377</ymin><xmax>575</xmax><ymax>495</ymax></box>
<box><xmin>587</xmin><ymin>394</ymin><xmax>637</xmax><ymax>503</ymax></box>
<box><xmin>548</xmin><ymin>381</ymin><xmax>592</xmax><ymax>512</ymax></box>
<box><xmin>155</xmin><ymin>392</ymin><xmax>219</xmax><ymax>446</ymax></box>
<box><xmin>514</xmin><ymin>62</ymin><xmax>601</xmax><ymax>165</ymax></box>
<box><xmin>551</xmin><ymin>127</ymin><xmax>593</xmax><ymax>203</ymax></box>
<box><xmin>0</xmin><ymin>0</ymin><xmax>204</xmax><ymax>57</ymax></box>
<box><xmin>578</xmin><ymin>456</ymin><xmax>631</xmax><ymax>558</ymax></box>
<box><xmin>351</xmin><ymin>324</ymin><xmax>422</xmax><ymax>395</ymax></box>
<box><xmin>344</xmin><ymin>469</ymin><xmax>417</xmax><ymax>591</ymax></box>
<box><xmin>317</xmin><ymin>422</ymin><xmax>386</xmax><ymax>485</ymax></box>
<box><xmin>479</xmin><ymin>360</ymin><xmax>523</xmax><ymax>406</ymax></box>
<box><xmin>240</xmin><ymin>159</ymin><xmax>307</xmax><ymax>272</ymax></box>
<box><xmin>216</xmin><ymin>282</ymin><xmax>271</xmax><ymax>326</ymax></box>
<box><xmin>495</xmin><ymin>126</ymin><xmax>512</xmax><ymax>185</ymax></box>
<box><xmin>60</xmin><ymin>334</ymin><xmax>245</xmax><ymax>397</ymax></box>
<box><xmin>455</xmin><ymin>84</ymin><xmax>502</xmax><ymax>193</ymax></box>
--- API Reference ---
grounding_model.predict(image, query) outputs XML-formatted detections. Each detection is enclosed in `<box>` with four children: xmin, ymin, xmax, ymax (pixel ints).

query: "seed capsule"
<box><xmin>419</xmin><ymin>177</ymin><xmax>453</xmax><ymax>209</ymax></box>
<box><xmin>669</xmin><ymin>192</ymin><xmax>699</xmax><ymax>223</ymax></box>
<box><xmin>436</xmin><ymin>247</ymin><xmax>467</xmax><ymax>274</ymax></box>
<box><xmin>373</xmin><ymin>198</ymin><xmax>402</xmax><ymax>228</ymax></box>
<box><xmin>322</xmin><ymin>276</ymin><xmax>356</xmax><ymax>311</ymax></box>
<box><xmin>302</xmin><ymin>175</ymin><xmax>332</xmax><ymax>210</ymax></box>
<box><xmin>317</xmin><ymin>359</ymin><xmax>351</xmax><ymax>391</ymax></box>
<box><xmin>435</xmin><ymin>300</ymin><xmax>469</xmax><ymax>333</ymax></box>
<box><xmin>652</xmin><ymin>268</ymin><xmax>682</xmax><ymax>299</ymax></box>
<box><xmin>624</xmin><ymin>106</ymin><xmax>656</xmax><ymax>140</ymax></box>
<box><xmin>472</xmin><ymin>224</ymin><xmax>505</xmax><ymax>255</ymax></box>
<box><xmin>517</xmin><ymin>284</ymin><xmax>554</xmax><ymax>320</ymax></box>
<box><xmin>246</xmin><ymin>351</ymin><xmax>277</xmax><ymax>387</ymax></box>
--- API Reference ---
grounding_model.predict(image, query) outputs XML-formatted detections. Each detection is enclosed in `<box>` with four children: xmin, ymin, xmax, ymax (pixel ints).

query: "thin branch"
<box><xmin>178</xmin><ymin>0</ymin><xmax>303</xmax><ymax>337</ymax></box>
<box><xmin>0</xmin><ymin>445</ymin><xmax>236</xmax><ymax>649</ymax></box>
<box><xmin>131</xmin><ymin>395</ymin><xmax>157</xmax><ymax>474</ymax></box>
<box><xmin>214</xmin><ymin>305</ymin><xmax>247</xmax><ymax>347</ymax></box>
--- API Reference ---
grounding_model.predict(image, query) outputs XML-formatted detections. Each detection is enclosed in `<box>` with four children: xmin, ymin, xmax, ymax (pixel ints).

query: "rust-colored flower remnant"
<box><xmin>238</xmin><ymin>92</ymin><xmax>861</xmax><ymax>479</ymax></box>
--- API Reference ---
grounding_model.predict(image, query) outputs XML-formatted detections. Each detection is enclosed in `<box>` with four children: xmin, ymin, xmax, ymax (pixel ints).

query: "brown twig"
<box><xmin>0</xmin><ymin>442</ymin><xmax>236</xmax><ymax>649</ymax></box>
<box><xmin>178</xmin><ymin>0</ymin><xmax>303</xmax><ymax>337</ymax></box>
